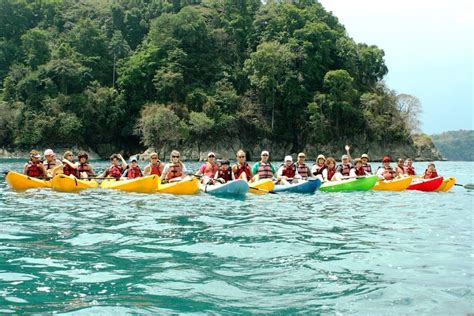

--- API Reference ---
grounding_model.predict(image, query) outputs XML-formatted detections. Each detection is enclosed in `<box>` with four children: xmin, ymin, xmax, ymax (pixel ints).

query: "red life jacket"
<box><xmin>423</xmin><ymin>169</ymin><xmax>438</xmax><ymax>179</ymax></box>
<box><xmin>107</xmin><ymin>165</ymin><xmax>123</xmax><ymax>179</ymax></box>
<box><xmin>257</xmin><ymin>162</ymin><xmax>273</xmax><ymax>179</ymax></box>
<box><xmin>338</xmin><ymin>163</ymin><xmax>351</xmax><ymax>176</ymax></box>
<box><xmin>126</xmin><ymin>166</ymin><xmax>142</xmax><ymax>179</ymax></box>
<box><xmin>63</xmin><ymin>162</ymin><xmax>79</xmax><ymax>177</ymax></box>
<box><xmin>166</xmin><ymin>163</ymin><xmax>183</xmax><ymax>180</ymax></box>
<box><xmin>281</xmin><ymin>163</ymin><xmax>296</xmax><ymax>178</ymax></box>
<box><xmin>217</xmin><ymin>168</ymin><xmax>233</xmax><ymax>183</ymax></box>
<box><xmin>405</xmin><ymin>166</ymin><xmax>415</xmax><ymax>176</ymax></box>
<box><xmin>235</xmin><ymin>162</ymin><xmax>251</xmax><ymax>179</ymax></box>
<box><xmin>26</xmin><ymin>161</ymin><xmax>44</xmax><ymax>178</ymax></box>
<box><xmin>78</xmin><ymin>163</ymin><xmax>93</xmax><ymax>176</ymax></box>
<box><xmin>362</xmin><ymin>163</ymin><xmax>372</xmax><ymax>174</ymax></box>
<box><xmin>354</xmin><ymin>167</ymin><xmax>366</xmax><ymax>176</ymax></box>
<box><xmin>297</xmin><ymin>163</ymin><xmax>309</xmax><ymax>178</ymax></box>
<box><xmin>147</xmin><ymin>162</ymin><xmax>162</xmax><ymax>176</ymax></box>
<box><xmin>327</xmin><ymin>167</ymin><xmax>336</xmax><ymax>181</ymax></box>
<box><xmin>312</xmin><ymin>163</ymin><xmax>326</xmax><ymax>176</ymax></box>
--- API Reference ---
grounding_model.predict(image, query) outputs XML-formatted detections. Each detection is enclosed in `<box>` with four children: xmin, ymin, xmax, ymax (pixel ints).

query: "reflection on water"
<box><xmin>0</xmin><ymin>160</ymin><xmax>472</xmax><ymax>314</ymax></box>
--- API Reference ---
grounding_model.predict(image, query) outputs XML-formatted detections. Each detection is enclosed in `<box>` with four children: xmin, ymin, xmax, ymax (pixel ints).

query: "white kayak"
<box><xmin>199</xmin><ymin>179</ymin><xmax>249</xmax><ymax>197</ymax></box>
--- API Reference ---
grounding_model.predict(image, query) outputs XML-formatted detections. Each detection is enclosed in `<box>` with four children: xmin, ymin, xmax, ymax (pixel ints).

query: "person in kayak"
<box><xmin>251</xmin><ymin>150</ymin><xmax>276</xmax><ymax>181</ymax></box>
<box><xmin>423</xmin><ymin>162</ymin><xmax>439</xmax><ymax>179</ymax></box>
<box><xmin>376</xmin><ymin>156</ymin><xmax>396</xmax><ymax>180</ymax></box>
<box><xmin>360</xmin><ymin>154</ymin><xmax>372</xmax><ymax>175</ymax></box>
<box><xmin>277</xmin><ymin>155</ymin><xmax>300</xmax><ymax>184</ymax></box>
<box><xmin>404</xmin><ymin>158</ymin><xmax>416</xmax><ymax>176</ymax></box>
<box><xmin>215</xmin><ymin>160</ymin><xmax>234</xmax><ymax>184</ymax></box>
<box><xmin>322</xmin><ymin>157</ymin><xmax>337</xmax><ymax>182</ymax></box>
<box><xmin>143</xmin><ymin>152</ymin><xmax>164</xmax><ymax>176</ymax></box>
<box><xmin>122</xmin><ymin>157</ymin><xmax>142</xmax><ymax>179</ymax></box>
<box><xmin>23</xmin><ymin>150</ymin><xmax>48</xmax><ymax>178</ymax></box>
<box><xmin>43</xmin><ymin>149</ymin><xmax>62</xmax><ymax>177</ymax></box>
<box><xmin>98</xmin><ymin>153</ymin><xmax>128</xmax><ymax>179</ymax></box>
<box><xmin>77</xmin><ymin>152</ymin><xmax>94</xmax><ymax>178</ymax></box>
<box><xmin>62</xmin><ymin>151</ymin><xmax>79</xmax><ymax>177</ymax></box>
<box><xmin>350</xmin><ymin>159</ymin><xmax>367</xmax><ymax>177</ymax></box>
<box><xmin>161</xmin><ymin>150</ymin><xmax>187</xmax><ymax>183</ymax></box>
<box><xmin>395</xmin><ymin>158</ymin><xmax>406</xmax><ymax>176</ymax></box>
<box><xmin>335</xmin><ymin>154</ymin><xmax>352</xmax><ymax>180</ymax></box>
<box><xmin>311</xmin><ymin>154</ymin><xmax>326</xmax><ymax>178</ymax></box>
<box><xmin>196</xmin><ymin>152</ymin><xmax>219</xmax><ymax>184</ymax></box>
<box><xmin>295</xmin><ymin>152</ymin><xmax>310</xmax><ymax>180</ymax></box>
<box><xmin>232</xmin><ymin>150</ymin><xmax>252</xmax><ymax>181</ymax></box>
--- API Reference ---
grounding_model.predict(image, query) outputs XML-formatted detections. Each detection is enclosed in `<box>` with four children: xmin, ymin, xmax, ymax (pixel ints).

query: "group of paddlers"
<box><xmin>22</xmin><ymin>146</ymin><xmax>439</xmax><ymax>185</ymax></box>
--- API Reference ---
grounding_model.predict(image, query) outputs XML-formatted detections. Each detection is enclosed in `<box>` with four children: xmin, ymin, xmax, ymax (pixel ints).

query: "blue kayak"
<box><xmin>200</xmin><ymin>179</ymin><xmax>249</xmax><ymax>196</ymax></box>
<box><xmin>272</xmin><ymin>179</ymin><xmax>321</xmax><ymax>194</ymax></box>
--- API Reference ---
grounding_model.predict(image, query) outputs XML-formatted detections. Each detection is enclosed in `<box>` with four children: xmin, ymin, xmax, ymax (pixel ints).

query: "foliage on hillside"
<box><xmin>0</xmin><ymin>0</ymin><xmax>419</xmax><ymax>156</ymax></box>
<box><xmin>431</xmin><ymin>130</ymin><xmax>474</xmax><ymax>161</ymax></box>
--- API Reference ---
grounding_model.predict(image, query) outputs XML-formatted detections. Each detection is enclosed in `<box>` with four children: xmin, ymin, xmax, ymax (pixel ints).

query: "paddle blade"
<box><xmin>463</xmin><ymin>184</ymin><xmax>474</xmax><ymax>190</ymax></box>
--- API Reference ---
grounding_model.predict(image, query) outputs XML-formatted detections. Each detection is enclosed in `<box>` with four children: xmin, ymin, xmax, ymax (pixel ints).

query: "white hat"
<box><xmin>261</xmin><ymin>150</ymin><xmax>269</xmax><ymax>156</ymax></box>
<box><xmin>44</xmin><ymin>149</ymin><xmax>55</xmax><ymax>156</ymax></box>
<box><xmin>341</xmin><ymin>154</ymin><xmax>349</xmax><ymax>160</ymax></box>
<box><xmin>317</xmin><ymin>154</ymin><xmax>326</xmax><ymax>161</ymax></box>
<box><xmin>208</xmin><ymin>152</ymin><xmax>216</xmax><ymax>157</ymax></box>
<box><xmin>284</xmin><ymin>155</ymin><xmax>293</xmax><ymax>162</ymax></box>
<box><xmin>129</xmin><ymin>157</ymin><xmax>138</xmax><ymax>162</ymax></box>
<box><xmin>361</xmin><ymin>154</ymin><xmax>369</xmax><ymax>159</ymax></box>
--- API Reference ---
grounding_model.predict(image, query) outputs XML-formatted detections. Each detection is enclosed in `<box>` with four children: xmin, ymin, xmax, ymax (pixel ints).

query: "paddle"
<box><xmin>249</xmin><ymin>186</ymin><xmax>276</xmax><ymax>194</ymax></box>
<box><xmin>454</xmin><ymin>183</ymin><xmax>474</xmax><ymax>190</ymax></box>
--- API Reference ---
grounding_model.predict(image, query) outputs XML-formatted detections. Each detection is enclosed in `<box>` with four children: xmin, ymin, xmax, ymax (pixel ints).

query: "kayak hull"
<box><xmin>373</xmin><ymin>176</ymin><xmax>412</xmax><ymax>191</ymax></box>
<box><xmin>101</xmin><ymin>175</ymin><xmax>159</xmax><ymax>193</ymax></box>
<box><xmin>407</xmin><ymin>176</ymin><xmax>444</xmax><ymax>192</ymax></box>
<box><xmin>320</xmin><ymin>175</ymin><xmax>378</xmax><ymax>192</ymax></box>
<box><xmin>5</xmin><ymin>171</ymin><xmax>51</xmax><ymax>191</ymax></box>
<box><xmin>157</xmin><ymin>177</ymin><xmax>199</xmax><ymax>195</ymax></box>
<box><xmin>272</xmin><ymin>179</ymin><xmax>321</xmax><ymax>193</ymax></box>
<box><xmin>248</xmin><ymin>178</ymin><xmax>275</xmax><ymax>194</ymax></box>
<box><xmin>51</xmin><ymin>174</ymin><xmax>98</xmax><ymax>192</ymax></box>
<box><xmin>200</xmin><ymin>179</ymin><xmax>249</xmax><ymax>196</ymax></box>
<box><xmin>436</xmin><ymin>176</ymin><xmax>455</xmax><ymax>192</ymax></box>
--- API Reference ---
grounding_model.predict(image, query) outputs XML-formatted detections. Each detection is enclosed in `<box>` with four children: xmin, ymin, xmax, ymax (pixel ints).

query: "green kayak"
<box><xmin>320</xmin><ymin>175</ymin><xmax>378</xmax><ymax>192</ymax></box>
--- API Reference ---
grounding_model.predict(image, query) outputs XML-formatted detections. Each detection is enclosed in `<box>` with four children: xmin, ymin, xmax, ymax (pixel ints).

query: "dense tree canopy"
<box><xmin>0</xmin><ymin>0</ymin><xmax>419</xmax><ymax>157</ymax></box>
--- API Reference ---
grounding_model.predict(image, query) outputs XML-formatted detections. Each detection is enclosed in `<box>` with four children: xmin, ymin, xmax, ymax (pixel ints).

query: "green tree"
<box><xmin>21</xmin><ymin>28</ymin><xmax>50</xmax><ymax>69</ymax></box>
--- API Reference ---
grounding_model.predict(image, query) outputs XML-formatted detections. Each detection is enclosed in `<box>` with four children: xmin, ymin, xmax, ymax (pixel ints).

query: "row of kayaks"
<box><xmin>5</xmin><ymin>171</ymin><xmax>455</xmax><ymax>196</ymax></box>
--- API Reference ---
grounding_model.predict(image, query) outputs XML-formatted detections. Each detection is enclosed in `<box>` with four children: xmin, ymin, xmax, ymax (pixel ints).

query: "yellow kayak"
<box><xmin>157</xmin><ymin>177</ymin><xmax>199</xmax><ymax>195</ymax></box>
<box><xmin>436</xmin><ymin>176</ymin><xmax>456</xmax><ymax>192</ymax></box>
<box><xmin>373</xmin><ymin>176</ymin><xmax>412</xmax><ymax>191</ymax></box>
<box><xmin>248</xmin><ymin>178</ymin><xmax>275</xmax><ymax>194</ymax></box>
<box><xmin>101</xmin><ymin>175</ymin><xmax>159</xmax><ymax>193</ymax></box>
<box><xmin>51</xmin><ymin>174</ymin><xmax>98</xmax><ymax>192</ymax></box>
<box><xmin>5</xmin><ymin>171</ymin><xmax>51</xmax><ymax>191</ymax></box>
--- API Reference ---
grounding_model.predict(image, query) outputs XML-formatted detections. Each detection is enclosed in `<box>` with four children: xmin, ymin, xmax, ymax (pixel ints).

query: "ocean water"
<box><xmin>0</xmin><ymin>160</ymin><xmax>472</xmax><ymax>314</ymax></box>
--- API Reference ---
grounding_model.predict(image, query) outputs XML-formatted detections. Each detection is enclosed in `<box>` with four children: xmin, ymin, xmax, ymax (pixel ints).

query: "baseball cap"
<box><xmin>284</xmin><ymin>155</ymin><xmax>293</xmax><ymax>162</ymax></box>
<box><xmin>129</xmin><ymin>157</ymin><xmax>138</xmax><ymax>162</ymax></box>
<box><xmin>382</xmin><ymin>156</ymin><xmax>391</xmax><ymax>162</ymax></box>
<box><xmin>30</xmin><ymin>150</ymin><xmax>41</xmax><ymax>159</ymax></box>
<box><xmin>261</xmin><ymin>150</ymin><xmax>269</xmax><ymax>156</ymax></box>
<box><xmin>44</xmin><ymin>149</ymin><xmax>55</xmax><ymax>156</ymax></box>
<box><xmin>361</xmin><ymin>154</ymin><xmax>369</xmax><ymax>159</ymax></box>
<box><xmin>341</xmin><ymin>154</ymin><xmax>349</xmax><ymax>160</ymax></box>
<box><xmin>208</xmin><ymin>152</ymin><xmax>216</xmax><ymax>157</ymax></box>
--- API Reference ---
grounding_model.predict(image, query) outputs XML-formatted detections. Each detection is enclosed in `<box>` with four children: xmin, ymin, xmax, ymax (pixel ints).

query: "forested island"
<box><xmin>0</xmin><ymin>0</ymin><xmax>441</xmax><ymax>160</ymax></box>
<box><xmin>431</xmin><ymin>130</ymin><xmax>473</xmax><ymax>161</ymax></box>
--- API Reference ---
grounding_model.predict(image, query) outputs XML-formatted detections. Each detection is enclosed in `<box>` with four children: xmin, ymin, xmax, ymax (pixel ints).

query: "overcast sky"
<box><xmin>319</xmin><ymin>0</ymin><xmax>473</xmax><ymax>134</ymax></box>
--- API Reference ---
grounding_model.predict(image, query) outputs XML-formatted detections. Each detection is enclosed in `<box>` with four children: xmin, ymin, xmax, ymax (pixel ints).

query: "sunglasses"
<box><xmin>172</xmin><ymin>155</ymin><xmax>180</xmax><ymax>158</ymax></box>
<box><xmin>298</xmin><ymin>156</ymin><xmax>305</xmax><ymax>158</ymax></box>
<box><xmin>151</xmin><ymin>157</ymin><xmax>158</xmax><ymax>159</ymax></box>
<box><xmin>237</xmin><ymin>156</ymin><xmax>245</xmax><ymax>158</ymax></box>
<box><xmin>262</xmin><ymin>154</ymin><xmax>269</xmax><ymax>156</ymax></box>
<box><xmin>208</xmin><ymin>155</ymin><xmax>215</xmax><ymax>158</ymax></box>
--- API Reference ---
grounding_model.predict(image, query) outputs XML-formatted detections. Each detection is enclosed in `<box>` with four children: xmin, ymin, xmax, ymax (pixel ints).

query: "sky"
<box><xmin>319</xmin><ymin>0</ymin><xmax>473</xmax><ymax>135</ymax></box>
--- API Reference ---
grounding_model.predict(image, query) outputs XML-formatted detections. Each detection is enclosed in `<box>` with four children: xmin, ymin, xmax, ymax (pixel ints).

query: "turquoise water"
<box><xmin>0</xmin><ymin>160</ymin><xmax>472</xmax><ymax>314</ymax></box>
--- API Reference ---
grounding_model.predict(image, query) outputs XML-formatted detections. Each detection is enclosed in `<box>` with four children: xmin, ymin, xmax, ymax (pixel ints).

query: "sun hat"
<box><xmin>44</xmin><ymin>149</ymin><xmax>55</xmax><ymax>156</ymax></box>
<box><xmin>341</xmin><ymin>154</ymin><xmax>349</xmax><ymax>160</ymax></box>
<box><xmin>284</xmin><ymin>155</ymin><xmax>293</xmax><ymax>162</ymax></box>
<box><xmin>317</xmin><ymin>154</ymin><xmax>326</xmax><ymax>161</ymax></box>
<box><xmin>361</xmin><ymin>154</ymin><xmax>369</xmax><ymax>159</ymax></box>
<box><xmin>30</xmin><ymin>150</ymin><xmax>41</xmax><ymax>159</ymax></box>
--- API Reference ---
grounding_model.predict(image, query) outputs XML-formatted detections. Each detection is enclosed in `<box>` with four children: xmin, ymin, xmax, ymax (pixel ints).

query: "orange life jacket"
<box><xmin>147</xmin><ymin>162</ymin><xmax>162</xmax><ymax>176</ymax></box>
<box><xmin>257</xmin><ymin>162</ymin><xmax>273</xmax><ymax>179</ymax></box>
<box><xmin>423</xmin><ymin>169</ymin><xmax>438</xmax><ymax>179</ymax></box>
<box><xmin>297</xmin><ymin>163</ymin><xmax>309</xmax><ymax>178</ymax></box>
<box><xmin>126</xmin><ymin>166</ymin><xmax>142</xmax><ymax>179</ymax></box>
<box><xmin>166</xmin><ymin>163</ymin><xmax>183</xmax><ymax>180</ymax></box>
<box><xmin>26</xmin><ymin>161</ymin><xmax>44</xmax><ymax>178</ymax></box>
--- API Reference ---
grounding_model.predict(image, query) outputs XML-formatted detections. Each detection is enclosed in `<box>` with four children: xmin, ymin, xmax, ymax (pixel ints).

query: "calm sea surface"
<box><xmin>0</xmin><ymin>160</ymin><xmax>472</xmax><ymax>314</ymax></box>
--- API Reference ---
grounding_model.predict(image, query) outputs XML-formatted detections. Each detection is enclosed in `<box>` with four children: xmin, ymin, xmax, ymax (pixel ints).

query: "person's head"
<box><xmin>44</xmin><ymin>149</ymin><xmax>55</xmax><ymax>162</ymax></box>
<box><xmin>220</xmin><ymin>160</ymin><xmax>230</xmax><ymax>170</ymax></box>
<box><xmin>316</xmin><ymin>154</ymin><xmax>326</xmax><ymax>165</ymax></box>
<box><xmin>129</xmin><ymin>157</ymin><xmax>138</xmax><ymax>167</ymax></box>
<box><xmin>110</xmin><ymin>153</ymin><xmax>120</xmax><ymax>165</ymax></box>
<box><xmin>354</xmin><ymin>158</ymin><xmax>362</xmax><ymax>168</ymax></box>
<box><xmin>361</xmin><ymin>154</ymin><xmax>369</xmax><ymax>164</ymax></box>
<box><xmin>207</xmin><ymin>152</ymin><xmax>216</xmax><ymax>162</ymax></box>
<box><xmin>150</xmin><ymin>152</ymin><xmax>159</xmax><ymax>163</ymax></box>
<box><xmin>30</xmin><ymin>150</ymin><xmax>41</xmax><ymax>162</ymax></box>
<box><xmin>341</xmin><ymin>154</ymin><xmax>349</xmax><ymax>164</ymax></box>
<box><xmin>326</xmin><ymin>157</ymin><xmax>336</xmax><ymax>168</ymax></box>
<box><xmin>63</xmin><ymin>151</ymin><xmax>74</xmax><ymax>161</ymax></box>
<box><xmin>427</xmin><ymin>162</ymin><xmax>436</xmax><ymax>170</ymax></box>
<box><xmin>261</xmin><ymin>150</ymin><xmax>269</xmax><ymax>162</ymax></box>
<box><xmin>382</xmin><ymin>156</ymin><xmax>391</xmax><ymax>166</ymax></box>
<box><xmin>397</xmin><ymin>158</ymin><xmax>404</xmax><ymax>166</ymax></box>
<box><xmin>297</xmin><ymin>152</ymin><xmax>306</xmax><ymax>163</ymax></box>
<box><xmin>78</xmin><ymin>152</ymin><xmax>88</xmax><ymax>163</ymax></box>
<box><xmin>284</xmin><ymin>155</ymin><xmax>293</xmax><ymax>166</ymax></box>
<box><xmin>405</xmin><ymin>158</ymin><xmax>413</xmax><ymax>167</ymax></box>
<box><xmin>170</xmin><ymin>150</ymin><xmax>180</xmax><ymax>163</ymax></box>
<box><xmin>236</xmin><ymin>150</ymin><xmax>246</xmax><ymax>163</ymax></box>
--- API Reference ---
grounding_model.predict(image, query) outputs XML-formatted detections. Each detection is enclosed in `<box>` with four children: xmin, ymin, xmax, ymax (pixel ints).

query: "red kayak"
<box><xmin>407</xmin><ymin>176</ymin><xmax>444</xmax><ymax>192</ymax></box>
